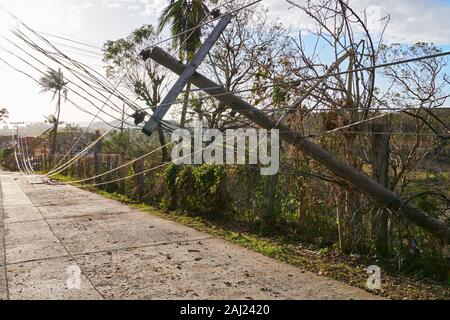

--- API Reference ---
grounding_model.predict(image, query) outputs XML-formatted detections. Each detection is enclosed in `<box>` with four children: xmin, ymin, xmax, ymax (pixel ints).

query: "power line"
<box><xmin>4</xmin><ymin>0</ymin><xmax>264</xmax><ymax>116</ymax></box>
<box><xmin>141</xmin><ymin>50</ymin><xmax>450</xmax><ymax>112</ymax></box>
<box><xmin>327</xmin><ymin>131</ymin><xmax>449</xmax><ymax>139</ymax></box>
<box><xmin>11</xmin><ymin>27</ymin><xmax>141</xmax><ymax>114</ymax></box>
<box><xmin>64</xmin><ymin>141</ymin><xmax>174</xmax><ymax>184</ymax></box>
<box><xmin>10</xmin><ymin>123</ymin><xmax>25</xmax><ymax>175</ymax></box>
<box><xmin>0</xmin><ymin>45</ymin><xmax>137</xmax><ymax>128</ymax></box>
<box><xmin>6</xmin><ymin>0</ymin><xmax>448</xmax><ymax>128</ymax></box>
<box><xmin>48</xmin><ymin>114</ymin><xmax>448</xmax><ymax>189</ymax></box>
<box><xmin>320</xmin><ymin>93</ymin><xmax>450</xmax><ymax>136</ymax></box>
<box><xmin>0</xmin><ymin>55</ymin><xmax>134</xmax><ymax>132</ymax></box>
<box><xmin>4</xmin><ymin>34</ymin><xmax>449</xmax><ymax>147</ymax></box>
<box><xmin>63</xmin><ymin>126</ymin><xmax>330</xmax><ymax>188</ymax></box>
<box><xmin>46</xmin><ymin>40</ymin><xmax>103</xmax><ymax>57</ymax></box>
<box><xmin>1</xmin><ymin>40</ymin><xmax>135</xmax><ymax>116</ymax></box>
<box><xmin>13</xmin><ymin>21</ymin><xmax>197</xmax><ymax>138</ymax></box>
<box><xmin>3</xmin><ymin>0</ymin><xmax>266</xmax><ymax>140</ymax></box>
<box><xmin>1</xmin><ymin>2</ymin><xmax>266</xmax><ymax>180</ymax></box>
<box><xmin>37</xmin><ymin>31</ymin><xmax>103</xmax><ymax>50</ymax></box>
<box><xmin>0</xmin><ymin>53</ymin><xmax>184</xmax><ymax>173</ymax></box>
<box><xmin>0</xmin><ymin>49</ymin><xmax>137</xmax><ymax>175</ymax></box>
<box><xmin>10</xmin><ymin>30</ymin><xmax>136</xmax><ymax>115</ymax></box>
<box><xmin>80</xmin><ymin>126</ymin><xmax>275</xmax><ymax>188</ymax></box>
<box><xmin>23</xmin><ymin>134</ymin><xmax>35</xmax><ymax>174</ymax></box>
<box><xmin>45</xmin><ymin>23</ymin><xmax>210</xmax><ymax>174</ymax></box>
<box><xmin>70</xmin><ymin>129</ymin><xmax>247</xmax><ymax>188</ymax></box>
<box><xmin>42</xmin><ymin>0</ymin><xmax>258</xmax><ymax>175</ymax></box>
<box><xmin>47</xmin><ymin>125</ymin><xmax>119</xmax><ymax>175</ymax></box>
<box><xmin>12</xmin><ymin>137</ymin><xmax>25</xmax><ymax>175</ymax></box>
<box><xmin>5</xmin><ymin>0</ymin><xmax>448</xmax><ymax>181</ymax></box>
<box><xmin>16</xmin><ymin>132</ymin><xmax>32</xmax><ymax>175</ymax></box>
<box><xmin>48</xmin><ymin>62</ymin><xmax>138</xmax><ymax>172</ymax></box>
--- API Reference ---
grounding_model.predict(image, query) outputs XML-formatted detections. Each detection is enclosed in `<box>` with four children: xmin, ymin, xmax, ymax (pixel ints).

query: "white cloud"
<box><xmin>81</xmin><ymin>0</ymin><xmax>450</xmax><ymax>44</ymax></box>
<box><xmin>266</xmin><ymin>0</ymin><xmax>450</xmax><ymax>45</ymax></box>
<box><xmin>351</xmin><ymin>0</ymin><xmax>450</xmax><ymax>44</ymax></box>
<box><xmin>101</xmin><ymin>0</ymin><xmax>138</xmax><ymax>9</ymax></box>
<box><xmin>139</xmin><ymin>0</ymin><xmax>166</xmax><ymax>17</ymax></box>
<box><xmin>81</xmin><ymin>2</ymin><xmax>94</xmax><ymax>9</ymax></box>
<box><xmin>98</xmin><ymin>0</ymin><xmax>165</xmax><ymax>18</ymax></box>
<box><xmin>66</xmin><ymin>5</ymin><xmax>82</xmax><ymax>31</ymax></box>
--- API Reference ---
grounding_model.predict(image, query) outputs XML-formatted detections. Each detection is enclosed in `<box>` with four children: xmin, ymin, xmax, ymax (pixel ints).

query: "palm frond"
<box><xmin>158</xmin><ymin>0</ymin><xmax>210</xmax><ymax>60</ymax></box>
<box><xmin>39</xmin><ymin>68</ymin><xmax>68</xmax><ymax>101</ymax></box>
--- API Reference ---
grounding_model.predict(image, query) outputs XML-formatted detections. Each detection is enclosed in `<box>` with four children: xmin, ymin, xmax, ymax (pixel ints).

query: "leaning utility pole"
<box><xmin>141</xmin><ymin>14</ymin><xmax>232</xmax><ymax>136</ymax></box>
<box><xmin>10</xmin><ymin>122</ymin><xmax>24</xmax><ymax>138</ymax></box>
<box><xmin>140</xmin><ymin>46</ymin><xmax>450</xmax><ymax>243</ymax></box>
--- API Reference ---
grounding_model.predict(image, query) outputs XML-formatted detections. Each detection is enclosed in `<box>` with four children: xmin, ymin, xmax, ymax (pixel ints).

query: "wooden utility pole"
<box><xmin>143</xmin><ymin>46</ymin><xmax>450</xmax><ymax>242</ymax></box>
<box><xmin>121</xmin><ymin>102</ymin><xmax>125</xmax><ymax>133</ymax></box>
<box><xmin>141</xmin><ymin>15</ymin><xmax>232</xmax><ymax>136</ymax></box>
<box><xmin>93</xmin><ymin>130</ymin><xmax>102</xmax><ymax>184</ymax></box>
<box><xmin>10</xmin><ymin>122</ymin><xmax>24</xmax><ymax>173</ymax></box>
<box><xmin>372</xmin><ymin>120</ymin><xmax>391</xmax><ymax>255</ymax></box>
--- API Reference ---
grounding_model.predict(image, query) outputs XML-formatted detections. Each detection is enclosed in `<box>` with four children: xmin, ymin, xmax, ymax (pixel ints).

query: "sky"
<box><xmin>1</xmin><ymin>0</ymin><xmax>450</xmax><ymax>127</ymax></box>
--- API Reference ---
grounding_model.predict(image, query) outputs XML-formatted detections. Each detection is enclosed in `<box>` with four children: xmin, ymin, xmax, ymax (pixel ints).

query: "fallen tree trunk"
<box><xmin>145</xmin><ymin>46</ymin><xmax>450</xmax><ymax>243</ymax></box>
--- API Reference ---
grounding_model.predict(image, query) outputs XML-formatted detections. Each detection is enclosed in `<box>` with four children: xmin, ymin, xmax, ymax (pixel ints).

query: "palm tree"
<box><xmin>0</xmin><ymin>107</ymin><xmax>9</xmax><ymax>122</ymax></box>
<box><xmin>159</xmin><ymin>0</ymin><xmax>211</xmax><ymax>128</ymax></box>
<box><xmin>39</xmin><ymin>68</ymin><xmax>68</xmax><ymax>159</ymax></box>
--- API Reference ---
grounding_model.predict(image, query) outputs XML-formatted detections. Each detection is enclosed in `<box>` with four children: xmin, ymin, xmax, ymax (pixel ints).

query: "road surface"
<box><xmin>0</xmin><ymin>171</ymin><xmax>379</xmax><ymax>300</ymax></box>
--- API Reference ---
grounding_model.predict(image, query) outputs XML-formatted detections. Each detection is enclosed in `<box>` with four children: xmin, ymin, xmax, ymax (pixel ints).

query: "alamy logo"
<box><xmin>66</xmin><ymin>265</ymin><xmax>81</xmax><ymax>290</ymax></box>
<box><xmin>171</xmin><ymin>124</ymin><xmax>280</xmax><ymax>176</ymax></box>
<box><xmin>66</xmin><ymin>5</ymin><xmax>82</xmax><ymax>31</ymax></box>
<box><xmin>366</xmin><ymin>265</ymin><xmax>381</xmax><ymax>290</ymax></box>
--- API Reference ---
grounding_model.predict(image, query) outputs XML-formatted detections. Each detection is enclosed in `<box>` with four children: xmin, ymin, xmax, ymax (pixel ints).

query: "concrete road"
<box><xmin>0</xmin><ymin>172</ymin><xmax>379</xmax><ymax>300</ymax></box>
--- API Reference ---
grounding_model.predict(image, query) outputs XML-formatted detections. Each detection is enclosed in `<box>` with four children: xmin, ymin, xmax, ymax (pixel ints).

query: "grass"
<box><xmin>50</xmin><ymin>174</ymin><xmax>450</xmax><ymax>300</ymax></box>
<box><xmin>416</xmin><ymin>171</ymin><xmax>449</xmax><ymax>180</ymax></box>
<box><xmin>49</xmin><ymin>173</ymin><xmax>79</xmax><ymax>183</ymax></box>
